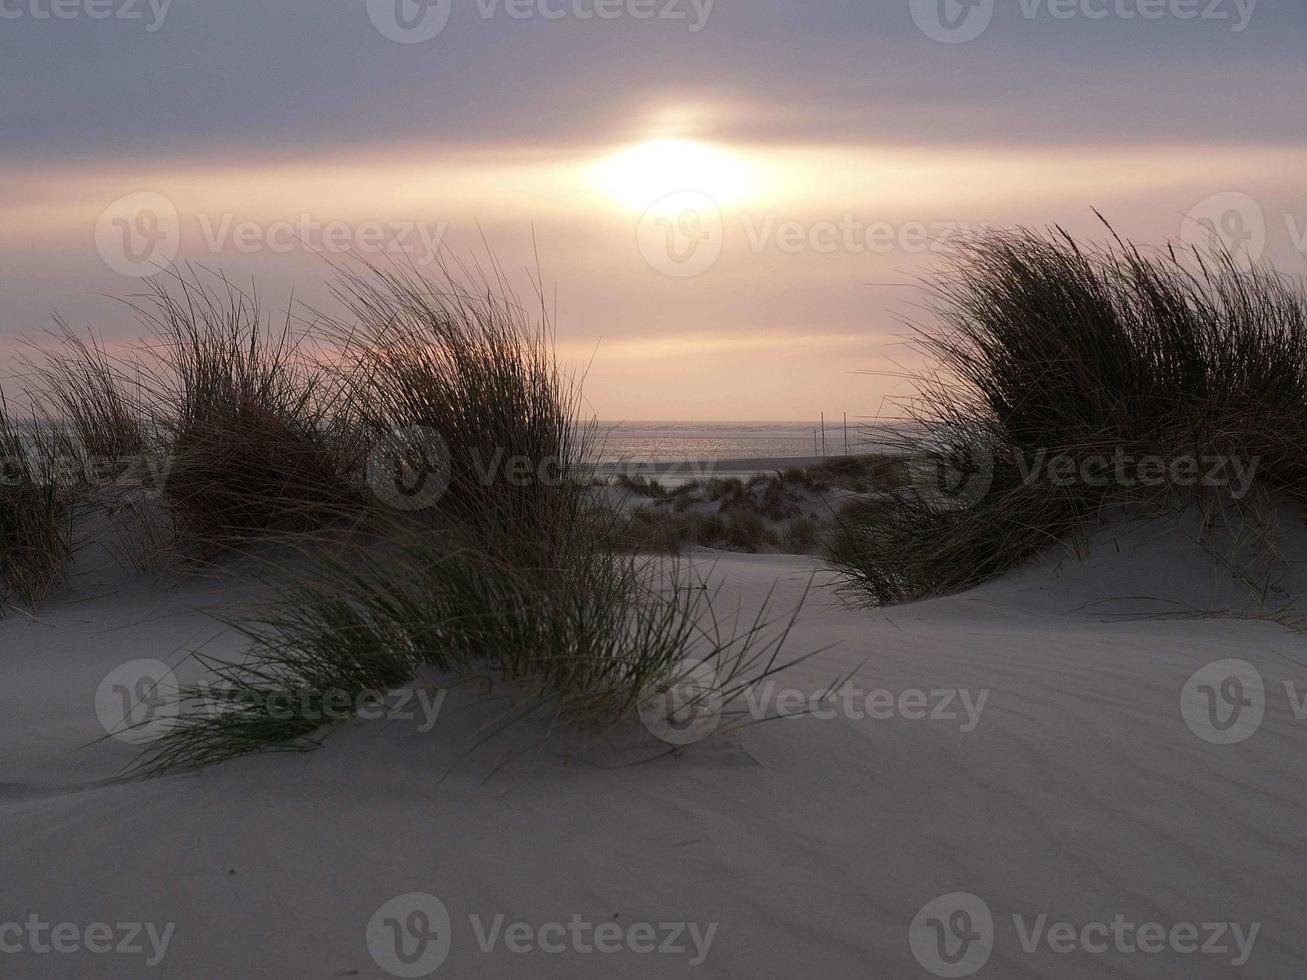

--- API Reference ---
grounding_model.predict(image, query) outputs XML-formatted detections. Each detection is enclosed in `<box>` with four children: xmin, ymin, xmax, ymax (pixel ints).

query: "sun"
<box><xmin>592</xmin><ymin>139</ymin><xmax>756</xmax><ymax>213</ymax></box>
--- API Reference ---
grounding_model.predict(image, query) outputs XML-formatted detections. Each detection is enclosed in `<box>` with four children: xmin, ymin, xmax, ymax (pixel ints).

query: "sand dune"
<box><xmin>2</xmin><ymin>518</ymin><xmax>1305</xmax><ymax>978</ymax></box>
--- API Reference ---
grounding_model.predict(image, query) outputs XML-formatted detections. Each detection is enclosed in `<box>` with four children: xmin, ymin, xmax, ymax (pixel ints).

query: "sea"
<box><xmin>595</xmin><ymin>421</ymin><xmax>900</xmax><ymax>465</ymax></box>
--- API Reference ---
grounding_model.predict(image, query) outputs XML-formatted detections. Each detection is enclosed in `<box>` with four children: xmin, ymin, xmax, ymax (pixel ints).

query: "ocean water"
<box><xmin>595</xmin><ymin>421</ymin><xmax>895</xmax><ymax>464</ymax></box>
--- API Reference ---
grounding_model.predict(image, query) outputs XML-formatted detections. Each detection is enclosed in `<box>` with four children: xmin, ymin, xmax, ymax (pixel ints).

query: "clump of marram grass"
<box><xmin>832</xmin><ymin>223</ymin><xmax>1307</xmax><ymax>605</ymax></box>
<box><xmin>128</xmin><ymin>465</ymin><xmax>811</xmax><ymax>773</ymax></box>
<box><xmin>610</xmin><ymin>504</ymin><xmax>819</xmax><ymax>555</ymax></box>
<box><xmin>782</xmin><ymin>514</ymin><xmax>822</xmax><ymax>553</ymax></box>
<box><xmin>19</xmin><ymin>319</ymin><xmax>149</xmax><ymax>470</ymax></box>
<box><xmin>132</xmin><ymin>269</ymin><xmax>362</xmax><ymax>550</ymax></box>
<box><xmin>606</xmin><ymin>459</ymin><xmax>911</xmax><ymax>556</ymax></box>
<box><xmin>127</xmin><ymin>263</ymin><xmax>814</xmax><ymax>774</ymax></box>
<box><xmin>609</xmin><ymin>507</ymin><xmax>694</xmax><ymax>554</ymax></box>
<box><xmin>322</xmin><ymin>258</ymin><xmax>589</xmax><ymax>557</ymax></box>
<box><xmin>611</xmin><ymin>472</ymin><xmax>668</xmax><ymax>499</ymax></box>
<box><xmin>130</xmin><ymin>514</ymin><xmax>809</xmax><ymax>776</ymax></box>
<box><xmin>0</xmin><ymin>392</ymin><xmax>75</xmax><ymax>612</ymax></box>
<box><xmin>802</xmin><ymin>455</ymin><xmax>906</xmax><ymax>493</ymax></box>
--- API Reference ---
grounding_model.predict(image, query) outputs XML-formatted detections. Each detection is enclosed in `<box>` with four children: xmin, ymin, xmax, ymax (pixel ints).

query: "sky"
<box><xmin>3</xmin><ymin>0</ymin><xmax>1306</xmax><ymax>420</ymax></box>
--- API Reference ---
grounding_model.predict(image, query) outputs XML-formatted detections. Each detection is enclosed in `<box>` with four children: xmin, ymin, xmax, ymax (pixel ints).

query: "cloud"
<box><xmin>2</xmin><ymin>0</ymin><xmax>1304</xmax><ymax>166</ymax></box>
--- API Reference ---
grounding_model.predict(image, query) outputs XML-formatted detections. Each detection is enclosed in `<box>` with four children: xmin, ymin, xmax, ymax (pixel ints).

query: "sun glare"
<box><xmin>592</xmin><ymin>139</ymin><xmax>756</xmax><ymax>213</ymax></box>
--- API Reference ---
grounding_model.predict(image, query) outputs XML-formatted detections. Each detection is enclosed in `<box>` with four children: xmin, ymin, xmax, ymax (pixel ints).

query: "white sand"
<box><xmin>3</xmin><ymin>513</ymin><xmax>1306</xmax><ymax>978</ymax></box>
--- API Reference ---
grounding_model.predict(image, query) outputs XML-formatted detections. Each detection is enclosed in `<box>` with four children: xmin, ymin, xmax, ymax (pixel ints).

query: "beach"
<box><xmin>7</xmin><ymin>0</ymin><xmax>1305</xmax><ymax>976</ymax></box>
<box><xmin>3</xmin><ymin>510</ymin><xmax>1305</xmax><ymax>978</ymax></box>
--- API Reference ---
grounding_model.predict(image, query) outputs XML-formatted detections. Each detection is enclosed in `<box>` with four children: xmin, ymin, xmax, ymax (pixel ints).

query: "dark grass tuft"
<box><xmin>322</xmin><ymin>258</ymin><xmax>591</xmax><ymax>558</ymax></box>
<box><xmin>20</xmin><ymin>319</ymin><xmax>149</xmax><ymax>468</ymax></box>
<box><xmin>832</xmin><ymin>224</ymin><xmax>1307</xmax><ymax>605</ymax></box>
<box><xmin>128</xmin><ymin>263</ymin><xmax>813</xmax><ymax>774</ymax></box>
<box><xmin>0</xmin><ymin>392</ymin><xmax>75</xmax><ymax>611</ymax></box>
<box><xmin>132</xmin><ymin>269</ymin><xmax>362</xmax><ymax>550</ymax></box>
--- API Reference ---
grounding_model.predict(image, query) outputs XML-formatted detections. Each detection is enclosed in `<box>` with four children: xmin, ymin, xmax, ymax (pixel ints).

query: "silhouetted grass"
<box><xmin>132</xmin><ymin>479</ymin><xmax>808</xmax><ymax>774</ymax></box>
<box><xmin>323</xmin><ymin>258</ymin><xmax>591</xmax><ymax>559</ymax></box>
<box><xmin>133</xmin><ymin>270</ymin><xmax>360</xmax><ymax>550</ymax></box>
<box><xmin>20</xmin><ymin>319</ymin><xmax>149</xmax><ymax>469</ymax></box>
<box><xmin>0</xmin><ymin>392</ymin><xmax>74</xmax><ymax>611</ymax></box>
<box><xmin>127</xmin><ymin>263</ymin><xmax>812</xmax><ymax>773</ymax></box>
<box><xmin>833</xmin><ymin>224</ymin><xmax>1307</xmax><ymax>604</ymax></box>
<box><xmin>611</xmin><ymin>472</ymin><xmax>668</xmax><ymax>499</ymax></box>
<box><xmin>130</xmin><ymin>515</ymin><xmax>807</xmax><ymax>776</ymax></box>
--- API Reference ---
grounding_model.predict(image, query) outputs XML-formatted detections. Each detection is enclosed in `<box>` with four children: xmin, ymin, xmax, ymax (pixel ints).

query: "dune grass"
<box><xmin>0</xmin><ymin>392</ymin><xmax>75</xmax><ymax>612</ymax></box>
<box><xmin>323</xmin><ymin>259</ymin><xmax>589</xmax><ymax>553</ymax></box>
<box><xmin>606</xmin><ymin>460</ymin><xmax>907</xmax><ymax>557</ymax></box>
<box><xmin>130</xmin><ymin>517</ymin><xmax>808</xmax><ymax>775</ymax></box>
<box><xmin>131</xmin><ymin>270</ymin><xmax>362</xmax><ymax>550</ymax></box>
<box><xmin>20</xmin><ymin>319</ymin><xmax>149</xmax><ymax>472</ymax></box>
<box><xmin>831</xmin><ymin>225</ymin><xmax>1307</xmax><ymax>605</ymax></box>
<box><xmin>612</xmin><ymin>506</ymin><xmax>785</xmax><ymax>554</ymax></box>
<box><xmin>611</xmin><ymin>472</ymin><xmax>668</xmax><ymax>499</ymax></box>
<box><xmin>120</xmin><ymin>262</ymin><xmax>810</xmax><ymax>773</ymax></box>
